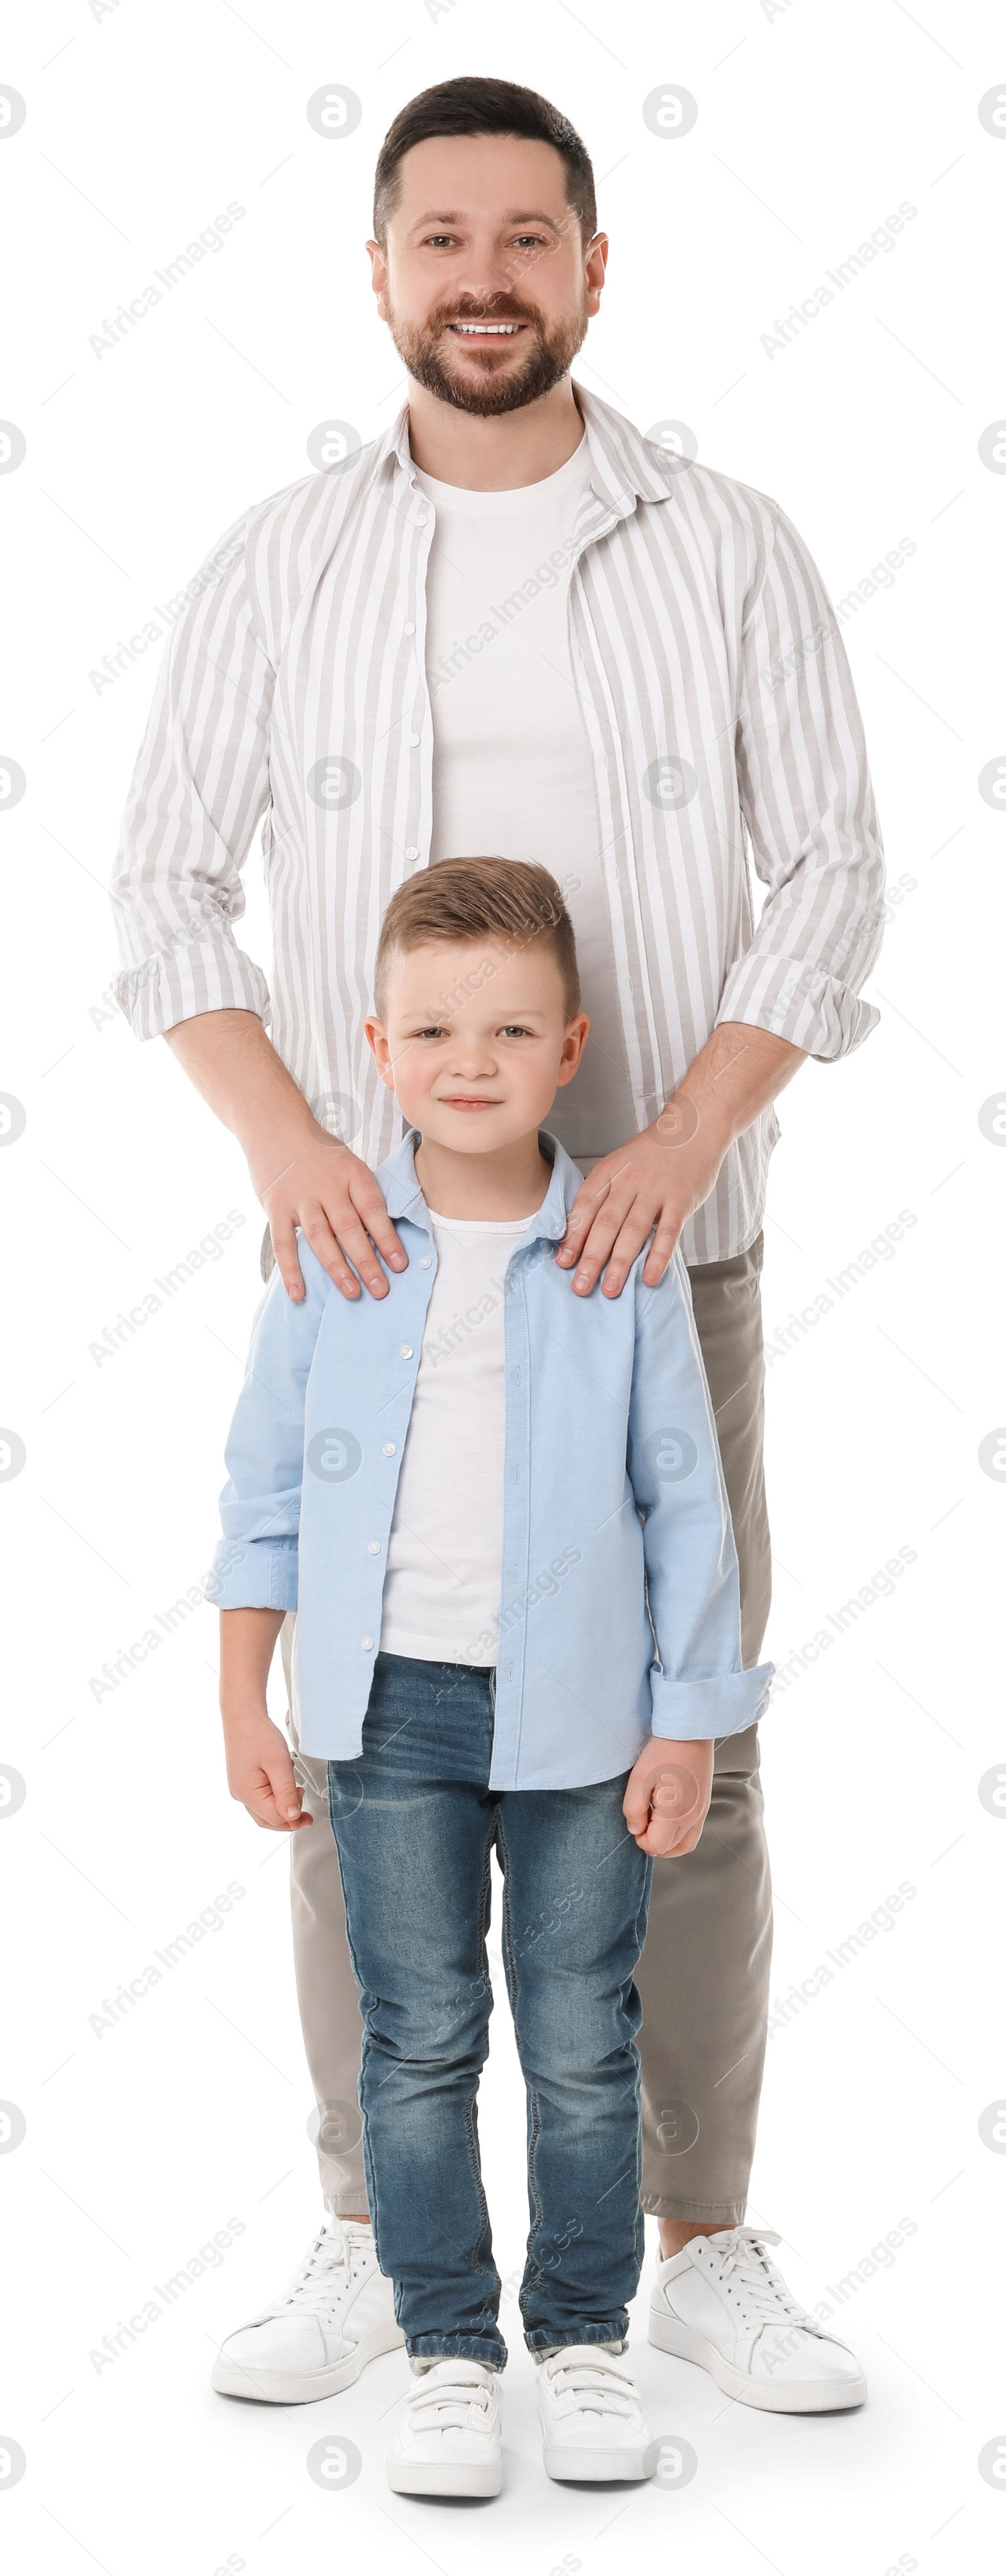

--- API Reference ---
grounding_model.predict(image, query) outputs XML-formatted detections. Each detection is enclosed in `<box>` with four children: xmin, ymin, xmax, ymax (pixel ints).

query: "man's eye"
<box><xmin>424</xmin><ymin>235</ymin><xmax>456</xmax><ymax>250</ymax></box>
<box><xmin>512</xmin><ymin>235</ymin><xmax>550</xmax><ymax>250</ymax></box>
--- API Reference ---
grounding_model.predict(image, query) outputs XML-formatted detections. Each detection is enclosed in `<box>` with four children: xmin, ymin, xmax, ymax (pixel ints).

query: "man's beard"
<box><xmin>384</xmin><ymin>290</ymin><xmax>588</xmax><ymax>418</ymax></box>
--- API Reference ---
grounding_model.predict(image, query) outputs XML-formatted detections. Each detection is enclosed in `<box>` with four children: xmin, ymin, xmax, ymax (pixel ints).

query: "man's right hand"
<box><xmin>162</xmin><ymin>1012</ymin><xmax>408</xmax><ymax>1306</ymax></box>
<box><xmin>258</xmin><ymin>1130</ymin><xmax>409</xmax><ymax>1304</ymax></box>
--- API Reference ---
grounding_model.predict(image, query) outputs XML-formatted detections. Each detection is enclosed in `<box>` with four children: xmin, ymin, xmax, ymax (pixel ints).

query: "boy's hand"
<box><xmin>222</xmin><ymin>1707</ymin><xmax>312</xmax><ymax>1833</ymax></box>
<box><xmin>623</xmin><ymin>1737</ymin><xmax>714</xmax><ymax>1858</ymax></box>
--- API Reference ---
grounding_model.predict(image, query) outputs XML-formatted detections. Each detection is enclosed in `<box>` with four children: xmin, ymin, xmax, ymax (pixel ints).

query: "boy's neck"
<box><xmin>412</xmin><ymin>1128</ymin><xmax>553</xmax><ymax>1220</ymax></box>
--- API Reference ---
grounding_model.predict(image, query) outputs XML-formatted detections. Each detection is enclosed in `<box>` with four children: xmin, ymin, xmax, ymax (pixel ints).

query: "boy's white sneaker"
<box><xmin>649</xmin><ymin>2226</ymin><xmax>867</xmax><ymax>2412</ymax></box>
<box><xmin>212</xmin><ymin>2216</ymin><xmax>402</xmax><ymax>2402</ymax></box>
<box><xmin>536</xmin><ymin>2345</ymin><xmax>652</xmax><ymax>2481</ymax></box>
<box><xmin>386</xmin><ymin>2358</ymin><xmax>504</xmax><ymax>2496</ymax></box>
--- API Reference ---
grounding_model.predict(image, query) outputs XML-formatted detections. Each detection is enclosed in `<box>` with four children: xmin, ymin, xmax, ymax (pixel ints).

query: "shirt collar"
<box><xmin>376</xmin><ymin>1125</ymin><xmax>582</xmax><ymax>1244</ymax></box>
<box><xmin>373</xmin><ymin>381</ymin><xmax>680</xmax><ymax>521</ymax></box>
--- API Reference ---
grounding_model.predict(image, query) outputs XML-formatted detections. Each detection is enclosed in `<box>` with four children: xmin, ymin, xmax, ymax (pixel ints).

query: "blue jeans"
<box><xmin>327</xmin><ymin>1652</ymin><xmax>653</xmax><ymax>2365</ymax></box>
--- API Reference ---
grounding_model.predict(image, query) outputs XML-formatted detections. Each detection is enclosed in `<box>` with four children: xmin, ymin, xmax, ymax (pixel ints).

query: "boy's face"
<box><xmin>365</xmin><ymin>936</ymin><xmax>589</xmax><ymax>1156</ymax></box>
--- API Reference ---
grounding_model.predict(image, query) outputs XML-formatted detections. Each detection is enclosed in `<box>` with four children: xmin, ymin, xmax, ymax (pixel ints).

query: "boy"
<box><xmin>211</xmin><ymin>857</ymin><xmax>772</xmax><ymax>2496</ymax></box>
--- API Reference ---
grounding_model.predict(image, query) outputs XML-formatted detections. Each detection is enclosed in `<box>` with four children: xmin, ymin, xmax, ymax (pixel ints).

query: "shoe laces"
<box><xmin>543</xmin><ymin>2347</ymin><xmax>639</xmax><ymax>2420</ymax></box>
<box><xmin>274</xmin><ymin>2220</ymin><xmax>367</xmax><ymax>2318</ymax></box>
<box><xmin>701</xmin><ymin>2228</ymin><xmax>817</xmax><ymax>2333</ymax></box>
<box><xmin>407</xmin><ymin>2367</ymin><xmax>496</xmax><ymax>2434</ymax></box>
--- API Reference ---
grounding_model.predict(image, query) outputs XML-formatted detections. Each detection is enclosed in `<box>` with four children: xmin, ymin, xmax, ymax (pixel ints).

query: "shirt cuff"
<box><xmin>649</xmin><ymin>1662</ymin><xmax>775</xmax><ymax>1740</ymax></box>
<box><xmin>113</xmin><ymin>939</ymin><xmax>272</xmax><ymax>1042</ymax></box>
<box><xmin>204</xmin><ymin>1539</ymin><xmax>298</xmax><ymax>1611</ymax></box>
<box><xmin>717</xmin><ymin>952</ymin><xmax>878</xmax><ymax>1060</ymax></box>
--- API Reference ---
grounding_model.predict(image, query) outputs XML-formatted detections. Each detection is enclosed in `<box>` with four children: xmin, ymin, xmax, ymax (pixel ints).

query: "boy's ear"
<box><xmin>363</xmin><ymin>1013</ymin><xmax>394</xmax><ymax>1086</ymax></box>
<box><xmin>555</xmin><ymin>1011</ymin><xmax>590</xmax><ymax>1086</ymax></box>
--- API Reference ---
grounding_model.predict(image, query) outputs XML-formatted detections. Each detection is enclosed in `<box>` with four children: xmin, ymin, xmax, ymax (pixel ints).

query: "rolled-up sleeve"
<box><xmin>628</xmin><ymin>1252</ymin><xmax>773</xmax><ymax>1739</ymax></box>
<box><xmin>206</xmin><ymin>1240</ymin><xmax>328</xmax><ymax>1611</ymax></box>
<box><xmin>109</xmin><ymin>511</ymin><xmax>275</xmax><ymax>1040</ymax></box>
<box><xmin>719</xmin><ymin>501</ymin><xmax>886</xmax><ymax>1059</ymax></box>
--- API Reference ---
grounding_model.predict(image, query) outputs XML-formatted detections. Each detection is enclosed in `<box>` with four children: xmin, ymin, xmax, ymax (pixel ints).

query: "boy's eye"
<box><xmin>500</xmin><ymin>1023</ymin><xmax>532</xmax><ymax>1038</ymax></box>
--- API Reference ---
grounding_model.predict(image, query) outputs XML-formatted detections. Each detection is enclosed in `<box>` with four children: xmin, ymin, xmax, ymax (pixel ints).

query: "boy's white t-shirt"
<box><xmin>379</xmin><ymin>1204</ymin><xmax>538</xmax><ymax>1666</ymax></box>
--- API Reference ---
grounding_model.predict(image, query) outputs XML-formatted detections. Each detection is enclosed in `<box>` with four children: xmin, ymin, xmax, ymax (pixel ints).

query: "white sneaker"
<box><xmin>212</xmin><ymin>2215</ymin><xmax>402</xmax><ymax>2402</ymax></box>
<box><xmin>649</xmin><ymin>2226</ymin><xmax>867</xmax><ymax>2413</ymax></box>
<box><xmin>536</xmin><ymin>2345</ymin><xmax>652</xmax><ymax>2482</ymax></box>
<box><xmin>386</xmin><ymin>2358</ymin><xmax>504</xmax><ymax>2497</ymax></box>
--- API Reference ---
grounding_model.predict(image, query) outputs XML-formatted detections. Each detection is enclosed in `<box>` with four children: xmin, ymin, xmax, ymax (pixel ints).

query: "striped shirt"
<box><xmin>109</xmin><ymin>385</ymin><xmax>885</xmax><ymax>1263</ymax></box>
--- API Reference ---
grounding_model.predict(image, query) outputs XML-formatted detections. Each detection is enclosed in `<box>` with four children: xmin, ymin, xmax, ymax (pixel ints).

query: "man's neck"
<box><xmin>413</xmin><ymin>1130</ymin><xmax>553</xmax><ymax>1220</ymax></box>
<box><xmin>406</xmin><ymin>375</ymin><xmax>585</xmax><ymax>491</ymax></box>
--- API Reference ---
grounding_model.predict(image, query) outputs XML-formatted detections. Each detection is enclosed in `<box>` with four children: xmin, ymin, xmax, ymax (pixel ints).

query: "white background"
<box><xmin>1</xmin><ymin>2</ymin><xmax>1003</xmax><ymax>2570</ymax></box>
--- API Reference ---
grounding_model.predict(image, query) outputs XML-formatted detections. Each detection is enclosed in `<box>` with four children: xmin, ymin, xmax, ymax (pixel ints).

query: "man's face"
<box><xmin>367</xmin><ymin>133</ymin><xmax>607</xmax><ymax>417</ymax></box>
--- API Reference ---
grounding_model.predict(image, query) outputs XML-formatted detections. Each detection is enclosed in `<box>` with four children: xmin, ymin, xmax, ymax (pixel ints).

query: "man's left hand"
<box><xmin>556</xmin><ymin>1107</ymin><xmax>723</xmax><ymax>1298</ymax></box>
<box><xmin>556</xmin><ymin>1023</ymin><xmax>805</xmax><ymax>1296</ymax></box>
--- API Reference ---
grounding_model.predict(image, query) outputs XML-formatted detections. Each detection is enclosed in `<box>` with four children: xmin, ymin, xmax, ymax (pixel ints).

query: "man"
<box><xmin>111</xmin><ymin>75</ymin><xmax>882</xmax><ymax>2417</ymax></box>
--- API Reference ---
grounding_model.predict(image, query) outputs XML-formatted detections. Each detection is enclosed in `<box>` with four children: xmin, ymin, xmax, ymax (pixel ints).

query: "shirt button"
<box><xmin>405</xmin><ymin>844</ymin><xmax>419</xmax><ymax>861</ymax></box>
<box><xmin>382</xmin><ymin>1441</ymin><xmax>396</xmax><ymax>1456</ymax></box>
<box><xmin>361</xmin><ymin>1636</ymin><xmax>373</xmax><ymax>1650</ymax></box>
<box><xmin>399</xmin><ymin>1343</ymin><xmax>413</xmax><ymax>1359</ymax></box>
<box><xmin>367</xmin><ymin>1540</ymin><xmax>381</xmax><ymax>1556</ymax></box>
<box><xmin>404</xmin><ymin>622</ymin><xmax>416</xmax><ymax>636</ymax></box>
<box><xmin>420</xmin><ymin>1255</ymin><xmax>432</xmax><ymax>1268</ymax></box>
<box><xmin>408</xmin><ymin>733</ymin><xmax>421</xmax><ymax>748</ymax></box>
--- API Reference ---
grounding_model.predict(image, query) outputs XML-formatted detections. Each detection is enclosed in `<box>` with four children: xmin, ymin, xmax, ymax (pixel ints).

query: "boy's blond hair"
<box><xmin>373</xmin><ymin>856</ymin><xmax>581</xmax><ymax>1021</ymax></box>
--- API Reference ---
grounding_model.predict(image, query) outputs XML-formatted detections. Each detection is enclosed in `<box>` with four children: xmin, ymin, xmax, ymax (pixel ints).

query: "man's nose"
<box><xmin>447</xmin><ymin>248</ymin><xmax>528</xmax><ymax>305</ymax></box>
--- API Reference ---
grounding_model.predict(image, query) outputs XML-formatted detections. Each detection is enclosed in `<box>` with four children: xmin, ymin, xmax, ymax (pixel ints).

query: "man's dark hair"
<box><xmin>373</xmin><ymin>76</ymin><xmax>597</xmax><ymax>247</ymax></box>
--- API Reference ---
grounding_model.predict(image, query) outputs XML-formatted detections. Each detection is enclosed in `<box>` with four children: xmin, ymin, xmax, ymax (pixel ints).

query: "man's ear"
<box><xmin>366</xmin><ymin>239</ymin><xmax>389</xmax><ymax>318</ymax></box>
<box><xmin>364</xmin><ymin>1013</ymin><xmax>394</xmax><ymax>1086</ymax></box>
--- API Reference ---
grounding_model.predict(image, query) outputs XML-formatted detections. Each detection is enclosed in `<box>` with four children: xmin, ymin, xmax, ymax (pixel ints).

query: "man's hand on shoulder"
<box><xmin>556</xmin><ymin>1023</ymin><xmax>805</xmax><ymax>1297</ymax></box>
<box><xmin>258</xmin><ymin>1130</ymin><xmax>408</xmax><ymax>1306</ymax></box>
<box><xmin>556</xmin><ymin>1107</ymin><xmax>716</xmax><ymax>1300</ymax></box>
<box><xmin>162</xmin><ymin>1010</ymin><xmax>407</xmax><ymax>1307</ymax></box>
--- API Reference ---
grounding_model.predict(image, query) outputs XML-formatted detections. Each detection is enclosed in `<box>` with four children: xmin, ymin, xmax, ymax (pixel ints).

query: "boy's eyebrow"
<box><xmin>402</xmin><ymin>1000</ymin><xmax>551</xmax><ymax>1018</ymax></box>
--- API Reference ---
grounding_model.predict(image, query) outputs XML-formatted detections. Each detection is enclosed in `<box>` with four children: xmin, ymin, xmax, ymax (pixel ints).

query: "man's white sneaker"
<box><xmin>649</xmin><ymin>2226</ymin><xmax>867</xmax><ymax>2413</ymax></box>
<box><xmin>386</xmin><ymin>2358</ymin><xmax>504</xmax><ymax>2497</ymax></box>
<box><xmin>536</xmin><ymin>2345</ymin><xmax>652</xmax><ymax>2482</ymax></box>
<box><xmin>212</xmin><ymin>2216</ymin><xmax>402</xmax><ymax>2402</ymax></box>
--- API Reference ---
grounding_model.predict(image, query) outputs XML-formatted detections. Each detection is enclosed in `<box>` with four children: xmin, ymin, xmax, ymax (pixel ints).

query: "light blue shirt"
<box><xmin>209</xmin><ymin>1130</ymin><xmax>773</xmax><ymax>1788</ymax></box>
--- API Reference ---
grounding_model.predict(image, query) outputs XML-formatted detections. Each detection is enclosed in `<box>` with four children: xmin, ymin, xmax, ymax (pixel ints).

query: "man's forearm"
<box><xmin>164</xmin><ymin>1008</ymin><xmax>317</xmax><ymax>1193</ymax></box>
<box><xmin>664</xmin><ymin>1022</ymin><xmax>807</xmax><ymax>1154</ymax></box>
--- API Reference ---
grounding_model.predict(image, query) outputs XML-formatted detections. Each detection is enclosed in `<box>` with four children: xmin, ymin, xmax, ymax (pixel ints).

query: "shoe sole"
<box><xmin>212</xmin><ymin>2319</ymin><xmax>404</xmax><ymax>2403</ymax></box>
<box><xmin>648</xmin><ymin>2309</ymin><xmax>866</xmax><ymax>2412</ymax></box>
<box><xmin>387</xmin><ymin>2460</ymin><xmax>503</xmax><ymax>2497</ymax></box>
<box><xmin>543</xmin><ymin>2445</ymin><xmax>649</xmax><ymax>2482</ymax></box>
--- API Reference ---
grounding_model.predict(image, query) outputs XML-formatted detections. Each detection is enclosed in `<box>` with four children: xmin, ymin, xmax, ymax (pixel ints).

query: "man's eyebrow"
<box><xmin>406</xmin><ymin>208</ymin><xmax>564</xmax><ymax>234</ymax></box>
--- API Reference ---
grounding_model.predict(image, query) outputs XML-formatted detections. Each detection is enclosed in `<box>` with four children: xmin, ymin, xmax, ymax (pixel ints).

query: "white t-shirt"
<box><xmin>379</xmin><ymin>1204</ymin><xmax>536</xmax><ymax>1664</ymax></box>
<box><xmin>415</xmin><ymin>437</ymin><xmax>638</xmax><ymax>1163</ymax></box>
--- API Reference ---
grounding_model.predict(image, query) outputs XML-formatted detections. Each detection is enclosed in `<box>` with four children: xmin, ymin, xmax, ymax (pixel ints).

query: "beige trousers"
<box><xmin>263</xmin><ymin>1226</ymin><xmax>773</xmax><ymax>2221</ymax></box>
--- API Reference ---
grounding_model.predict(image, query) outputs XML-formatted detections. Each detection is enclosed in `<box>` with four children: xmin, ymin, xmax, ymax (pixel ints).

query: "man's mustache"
<box><xmin>429</xmin><ymin>298</ymin><xmax>543</xmax><ymax>332</ymax></box>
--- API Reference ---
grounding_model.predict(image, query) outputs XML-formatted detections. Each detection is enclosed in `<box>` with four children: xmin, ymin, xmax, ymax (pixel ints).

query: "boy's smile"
<box><xmin>365</xmin><ymin>934</ymin><xmax>589</xmax><ymax>1219</ymax></box>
